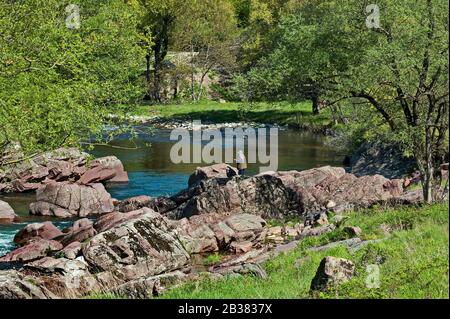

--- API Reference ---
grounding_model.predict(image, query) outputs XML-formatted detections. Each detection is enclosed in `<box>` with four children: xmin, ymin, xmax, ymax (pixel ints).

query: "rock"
<box><xmin>169</xmin><ymin>174</ymin><xmax>299</xmax><ymax>220</ymax></box>
<box><xmin>225</xmin><ymin>213</ymin><xmax>267</xmax><ymax>234</ymax></box>
<box><xmin>61</xmin><ymin>241</ymin><xmax>82</xmax><ymax>260</ymax></box>
<box><xmin>267</xmin><ymin>226</ymin><xmax>282</xmax><ymax>236</ymax></box>
<box><xmin>266</xmin><ymin>226</ymin><xmax>284</xmax><ymax>243</ymax></box>
<box><xmin>168</xmin><ymin>165</ymin><xmax>406</xmax><ymax>221</ymax></box>
<box><xmin>188</xmin><ymin>163</ymin><xmax>238</xmax><ymax>187</ymax></box>
<box><xmin>177</xmin><ymin>219</ymin><xmax>219</xmax><ymax>254</ymax></box>
<box><xmin>389</xmin><ymin>189</ymin><xmax>424</xmax><ymax>205</ymax></box>
<box><xmin>78</xmin><ymin>156</ymin><xmax>129</xmax><ymax>185</ymax></box>
<box><xmin>118</xmin><ymin>195</ymin><xmax>153</xmax><ymax>213</ymax></box>
<box><xmin>77</xmin><ymin>166</ymin><xmax>116</xmax><ymax>185</ymax></box>
<box><xmin>0</xmin><ymin>270</ymin><xmax>58</xmax><ymax>299</ymax></box>
<box><xmin>29</xmin><ymin>182</ymin><xmax>114</xmax><ymax>218</ymax></box>
<box><xmin>91</xmin><ymin>156</ymin><xmax>129</xmax><ymax>183</ymax></box>
<box><xmin>23</xmin><ymin>257</ymin><xmax>100</xmax><ymax>298</ymax></box>
<box><xmin>111</xmin><ymin>271</ymin><xmax>188</xmax><ymax>299</ymax></box>
<box><xmin>344</xmin><ymin>226</ymin><xmax>362</xmax><ymax>237</ymax></box>
<box><xmin>349</xmin><ymin>140</ymin><xmax>416</xmax><ymax>179</ymax></box>
<box><xmin>94</xmin><ymin>210</ymin><xmax>147</xmax><ymax>233</ymax></box>
<box><xmin>285</xmin><ymin>227</ymin><xmax>300</xmax><ymax>238</ymax></box>
<box><xmin>0</xmin><ymin>239</ymin><xmax>63</xmax><ymax>262</ymax></box>
<box><xmin>326</xmin><ymin>200</ymin><xmax>337</xmax><ymax>209</ymax></box>
<box><xmin>10</xmin><ymin>180</ymin><xmax>41</xmax><ymax>192</ymax></box>
<box><xmin>230</xmin><ymin>241</ymin><xmax>254</xmax><ymax>254</ymax></box>
<box><xmin>58</xmin><ymin>219</ymin><xmax>97</xmax><ymax>247</ymax></box>
<box><xmin>0</xmin><ymin>147</ymin><xmax>129</xmax><ymax>194</ymax></box>
<box><xmin>212</xmin><ymin>263</ymin><xmax>267</xmax><ymax>279</ymax></box>
<box><xmin>72</xmin><ymin>218</ymin><xmax>93</xmax><ymax>230</ymax></box>
<box><xmin>82</xmin><ymin>208</ymin><xmax>190</xmax><ymax>281</ymax></box>
<box><xmin>310</xmin><ymin>256</ymin><xmax>355</xmax><ymax>291</ymax></box>
<box><xmin>300</xmin><ymin>225</ymin><xmax>336</xmax><ymax>238</ymax></box>
<box><xmin>315</xmin><ymin>213</ymin><xmax>329</xmax><ymax>226</ymax></box>
<box><xmin>0</xmin><ymin>200</ymin><xmax>17</xmax><ymax>224</ymax></box>
<box><xmin>14</xmin><ymin>221</ymin><xmax>63</xmax><ymax>246</ymax></box>
<box><xmin>176</xmin><ymin>213</ymin><xmax>266</xmax><ymax>254</ymax></box>
<box><xmin>0</xmin><ymin>147</ymin><xmax>88</xmax><ymax>193</ymax></box>
<box><xmin>309</xmin><ymin>238</ymin><xmax>363</xmax><ymax>252</ymax></box>
<box><xmin>285</xmin><ymin>167</ymin><xmax>404</xmax><ymax>214</ymax></box>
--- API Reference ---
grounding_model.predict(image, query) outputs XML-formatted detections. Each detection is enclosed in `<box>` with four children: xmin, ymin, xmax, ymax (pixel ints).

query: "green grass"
<box><xmin>128</xmin><ymin>100</ymin><xmax>332</xmax><ymax>131</ymax></box>
<box><xmin>203</xmin><ymin>252</ymin><xmax>223</xmax><ymax>266</ymax></box>
<box><xmin>160</xmin><ymin>203</ymin><xmax>449</xmax><ymax>299</ymax></box>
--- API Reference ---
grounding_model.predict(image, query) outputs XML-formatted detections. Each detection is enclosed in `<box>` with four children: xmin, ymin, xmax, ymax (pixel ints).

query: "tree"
<box><xmin>232</xmin><ymin>0</ymin><xmax>300</xmax><ymax>70</ymax></box>
<box><xmin>341</xmin><ymin>0</ymin><xmax>449</xmax><ymax>203</ymax></box>
<box><xmin>138</xmin><ymin>0</ymin><xmax>191</xmax><ymax>102</ymax></box>
<box><xmin>173</xmin><ymin>0</ymin><xmax>239</xmax><ymax>101</ymax></box>
<box><xmin>240</xmin><ymin>0</ymin><xmax>449</xmax><ymax>202</ymax></box>
<box><xmin>0</xmin><ymin>0</ymin><xmax>144</xmax><ymax>160</ymax></box>
<box><xmin>237</xmin><ymin>0</ymin><xmax>369</xmax><ymax>114</ymax></box>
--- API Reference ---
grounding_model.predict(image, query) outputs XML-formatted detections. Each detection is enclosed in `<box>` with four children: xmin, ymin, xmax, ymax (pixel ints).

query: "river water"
<box><xmin>0</xmin><ymin>127</ymin><xmax>343</xmax><ymax>256</ymax></box>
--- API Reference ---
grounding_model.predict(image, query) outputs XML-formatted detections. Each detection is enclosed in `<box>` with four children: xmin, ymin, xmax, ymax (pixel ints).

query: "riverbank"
<box><xmin>1</xmin><ymin>163</ymin><xmax>439</xmax><ymax>299</ymax></box>
<box><xmin>93</xmin><ymin>203</ymin><xmax>449</xmax><ymax>299</ymax></box>
<box><xmin>123</xmin><ymin>101</ymin><xmax>334</xmax><ymax>134</ymax></box>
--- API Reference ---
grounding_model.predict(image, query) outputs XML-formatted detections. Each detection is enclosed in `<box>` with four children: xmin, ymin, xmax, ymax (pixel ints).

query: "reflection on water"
<box><xmin>0</xmin><ymin>127</ymin><xmax>343</xmax><ymax>255</ymax></box>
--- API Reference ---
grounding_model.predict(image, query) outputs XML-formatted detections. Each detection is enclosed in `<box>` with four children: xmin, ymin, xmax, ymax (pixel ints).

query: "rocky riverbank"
<box><xmin>0</xmin><ymin>147</ymin><xmax>128</xmax><ymax>194</ymax></box>
<box><xmin>0</xmin><ymin>161</ymin><xmax>426</xmax><ymax>299</ymax></box>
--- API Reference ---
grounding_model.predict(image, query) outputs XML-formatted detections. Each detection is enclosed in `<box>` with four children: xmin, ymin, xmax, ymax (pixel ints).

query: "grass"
<box><xmin>128</xmin><ymin>100</ymin><xmax>332</xmax><ymax>131</ymax></box>
<box><xmin>160</xmin><ymin>203</ymin><xmax>449</xmax><ymax>299</ymax></box>
<box><xmin>203</xmin><ymin>252</ymin><xmax>223</xmax><ymax>266</ymax></box>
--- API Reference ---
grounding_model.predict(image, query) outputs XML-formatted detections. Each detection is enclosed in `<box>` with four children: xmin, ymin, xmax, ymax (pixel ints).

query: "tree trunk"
<box><xmin>420</xmin><ymin>126</ymin><xmax>435</xmax><ymax>204</ymax></box>
<box><xmin>312</xmin><ymin>94</ymin><xmax>320</xmax><ymax>115</ymax></box>
<box><xmin>173</xmin><ymin>74</ymin><xmax>178</xmax><ymax>100</ymax></box>
<box><xmin>150</xmin><ymin>15</ymin><xmax>172</xmax><ymax>104</ymax></box>
<box><xmin>144</xmin><ymin>54</ymin><xmax>151</xmax><ymax>100</ymax></box>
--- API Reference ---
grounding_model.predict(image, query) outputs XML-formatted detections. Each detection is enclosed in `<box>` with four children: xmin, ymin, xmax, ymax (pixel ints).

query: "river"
<box><xmin>0</xmin><ymin>127</ymin><xmax>343</xmax><ymax>256</ymax></box>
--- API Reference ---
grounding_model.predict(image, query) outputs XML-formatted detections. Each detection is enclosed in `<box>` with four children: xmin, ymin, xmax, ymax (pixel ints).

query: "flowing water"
<box><xmin>0</xmin><ymin>127</ymin><xmax>343</xmax><ymax>256</ymax></box>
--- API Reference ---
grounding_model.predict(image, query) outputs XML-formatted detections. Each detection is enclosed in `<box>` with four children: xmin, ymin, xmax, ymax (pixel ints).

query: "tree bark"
<box><xmin>312</xmin><ymin>93</ymin><xmax>320</xmax><ymax>115</ymax></box>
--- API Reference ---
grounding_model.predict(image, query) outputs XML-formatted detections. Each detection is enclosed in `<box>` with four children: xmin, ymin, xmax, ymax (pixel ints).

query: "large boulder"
<box><xmin>78</xmin><ymin>156</ymin><xmax>128</xmax><ymax>184</ymax></box>
<box><xmin>94</xmin><ymin>210</ymin><xmax>147</xmax><ymax>233</ymax></box>
<box><xmin>310</xmin><ymin>256</ymin><xmax>355</xmax><ymax>291</ymax></box>
<box><xmin>262</xmin><ymin>166</ymin><xmax>404</xmax><ymax>213</ymax></box>
<box><xmin>0</xmin><ymin>147</ymin><xmax>129</xmax><ymax>194</ymax></box>
<box><xmin>58</xmin><ymin>219</ymin><xmax>97</xmax><ymax>247</ymax></box>
<box><xmin>14</xmin><ymin>222</ymin><xmax>63</xmax><ymax>246</ymax></box>
<box><xmin>167</xmin><ymin>174</ymin><xmax>299</xmax><ymax>220</ymax></box>
<box><xmin>188</xmin><ymin>163</ymin><xmax>238</xmax><ymax>187</ymax></box>
<box><xmin>29</xmin><ymin>182</ymin><xmax>114</xmax><ymax>218</ymax></box>
<box><xmin>0</xmin><ymin>200</ymin><xmax>17</xmax><ymax>224</ymax></box>
<box><xmin>166</xmin><ymin>165</ymin><xmax>405</xmax><ymax>220</ymax></box>
<box><xmin>175</xmin><ymin>213</ymin><xmax>267</xmax><ymax>254</ymax></box>
<box><xmin>349</xmin><ymin>141</ymin><xmax>416</xmax><ymax>179</ymax></box>
<box><xmin>0</xmin><ymin>239</ymin><xmax>63</xmax><ymax>263</ymax></box>
<box><xmin>0</xmin><ymin>257</ymin><xmax>100</xmax><ymax>299</ymax></box>
<box><xmin>117</xmin><ymin>195</ymin><xmax>153</xmax><ymax>213</ymax></box>
<box><xmin>0</xmin><ymin>148</ymin><xmax>88</xmax><ymax>193</ymax></box>
<box><xmin>82</xmin><ymin>208</ymin><xmax>190</xmax><ymax>282</ymax></box>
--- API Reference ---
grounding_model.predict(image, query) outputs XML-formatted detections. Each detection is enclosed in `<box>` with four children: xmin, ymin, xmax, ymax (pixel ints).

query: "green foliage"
<box><xmin>203</xmin><ymin>253</ymin><xmax>223</xmax><ymax>266</ymax></box>
<box><xmin>0</xmin><ymin>0</ymin><xmax>145</xmax><ymax>157</ymax></box>
<box><xmin>161</xmin><ymin>203</ymin><xmax>449</xmax><ymax>299</ymax></box>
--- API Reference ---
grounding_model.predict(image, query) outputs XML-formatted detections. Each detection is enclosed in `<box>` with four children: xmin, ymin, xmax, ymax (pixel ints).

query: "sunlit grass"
<box><xmin>128</xmin><ymin>100</ymin><xmax>331</xmax><ymax>129</ymax></box>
